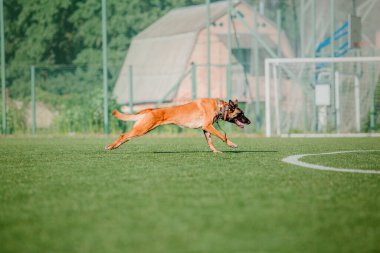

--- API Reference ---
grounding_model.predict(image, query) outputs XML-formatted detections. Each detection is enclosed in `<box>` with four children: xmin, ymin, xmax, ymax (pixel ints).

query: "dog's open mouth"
<box><xmin>235</xmin><ymin>119</ymin><xmax>245</xmax><ymax>128</ymax></box>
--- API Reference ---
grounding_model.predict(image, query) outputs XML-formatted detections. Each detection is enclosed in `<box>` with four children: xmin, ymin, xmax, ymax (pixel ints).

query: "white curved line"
<box><xmin>282</xmin><ymin>150</ymin><xmax>380</xmax><ymax>174</ymax></box>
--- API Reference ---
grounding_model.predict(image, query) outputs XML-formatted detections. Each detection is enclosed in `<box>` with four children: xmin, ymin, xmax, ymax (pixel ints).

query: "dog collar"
<box><xmin>217</xmin><ymin>101</ymin><xmax>223</xmax><ymax>120</ymax></box>
<box><xmin>223</xmin><ymin>104</ymin><xmax>229</xmax><ymax>121</ymax></box>
<box><xmin>217</xmin><ymin>100</ymin><xmax>229</xmax><ymax>121</ymax></box>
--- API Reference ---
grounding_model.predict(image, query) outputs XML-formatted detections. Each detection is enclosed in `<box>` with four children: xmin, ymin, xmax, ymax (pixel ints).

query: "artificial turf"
<box><xmin>0</xmin><ymin>136</ymin><xmax>379</xmax><ymax>253</ymax></box>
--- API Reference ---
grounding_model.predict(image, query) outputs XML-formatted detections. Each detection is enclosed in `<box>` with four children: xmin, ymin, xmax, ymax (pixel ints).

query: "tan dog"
<box><xmin>105</xmin><ymin>98</ymin><xmax>251</xmax><ymax>153</ymax></box>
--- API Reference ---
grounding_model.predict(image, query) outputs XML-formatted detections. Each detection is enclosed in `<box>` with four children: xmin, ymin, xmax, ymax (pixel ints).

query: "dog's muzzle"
<box><xmin>234</xmin><ymin>116</ymin><xmax>250</xmax><ymax>128</ymax></box>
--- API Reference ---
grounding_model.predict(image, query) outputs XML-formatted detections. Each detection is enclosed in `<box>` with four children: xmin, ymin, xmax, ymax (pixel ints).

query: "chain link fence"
<box><xmin>1</xmin><ymin>0</ymin><xmax>380</xmax><ymax>136</ymax></box>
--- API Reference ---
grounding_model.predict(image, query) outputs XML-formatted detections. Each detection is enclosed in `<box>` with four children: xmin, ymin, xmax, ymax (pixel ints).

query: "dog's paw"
<box><xmin>227</xmin><ymin>141</ymin><xmax>238</xmax><ymax>148</ymax></box>
<box><xmin>105</xmin><ymin>144</ymin><xmax>114</xmax><ymax>150</ymax></box>
<box><xmin>213</xmin><ymin>150</ymin><xmax>223</xmax><ymax>154</ymax></box>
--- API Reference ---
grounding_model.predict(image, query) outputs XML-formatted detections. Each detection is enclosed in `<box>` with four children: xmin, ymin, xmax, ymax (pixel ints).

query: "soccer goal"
<box><xmin>264</xmin><ymin>57</ymin><xmax>380</xmax><ymax>137</ymax></box>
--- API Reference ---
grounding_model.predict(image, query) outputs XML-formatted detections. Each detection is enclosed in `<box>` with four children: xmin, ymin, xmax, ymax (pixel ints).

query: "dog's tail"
<box><xmin>112</xmin><ymin>108</ymin><xmax>153</xmax><ymax>121</ymax></box>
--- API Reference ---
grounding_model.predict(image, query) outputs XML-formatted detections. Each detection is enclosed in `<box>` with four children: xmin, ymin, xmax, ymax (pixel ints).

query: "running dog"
<box><xmin>105</xmin><ymin>98</ymin><xmax>251</xmax><ymax>153</ymax></box>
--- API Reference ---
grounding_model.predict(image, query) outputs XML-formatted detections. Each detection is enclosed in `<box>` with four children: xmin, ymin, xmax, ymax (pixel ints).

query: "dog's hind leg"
<box><xmin>203</xmin><ymin>130</ymin><xmax>221</xmax><ymax>153</ymax></box>
<box><xmin>203</xmin><ymin>125</ymin><xmax>238</xmax><ymax>149</ymax></box>
<box><xmin>105</xmin><ymin>115</ymin><xmax>159</xmax><ymax>150</ymax></box>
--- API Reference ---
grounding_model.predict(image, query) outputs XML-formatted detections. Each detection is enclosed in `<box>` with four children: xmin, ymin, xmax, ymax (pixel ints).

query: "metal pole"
<box><xmin>101</xmin><ymin>0</ymin><xmax>108</xmax><ymax>135</ymax></box>
<box><xmin>335</xmin><ymin>71</ymin><xmax>340</xmax><ymax>134</ymax></box>
<box><xmin>226</xmin><ymin>0</ymin><xmax>232</xmax><ymax>100</ymax></box>
<box><xmin>253</xmin><ymin>7</ymin><xmax>260</xmax><ymax>129</ymax></box>
<box><xmin>276</xmin><ymin>9</ymin><xmax>282</xmax><ymax>134</ymax></box>
<box><xmin>369</xmin><ymin>61</ymin><xmax>375</xmax><ymax>131</ymax></box>
<box><xmin>259</xmin><ymin>0</ymin><xmax>265</xmax><ymax>15</ymax></box>
<box><xmin>31</xmin><ymin>66</ymin><xmax>36</xmax><ymax>135</ymax></box>
<box><xmin>273</xmin><ymin>64</ymin><xmax>280</xmax><ymax>135</ymax></box>
<box><xmin>312</xmin><ymin>0</ymin><xmax>317</xmax><ymax>132</ymax></box>
<box><xmin>206</xmin><ymin>0</ymin><xmax>211</xmax><ymax>98</ymax></box>
<box><xmin>299</xmin><ymin>0</ymin><xmax>307</xmax><ymax>132</ymax></box>
<box><xmin>312</xmin><ymin>0</ymin><xmax>316</xmax><ymax>57</ymax></box>
<box><xmin>0</xmin><ymin>0</ymin><xmax>5</xmax><ymax>135</ymax></box>
<box><xmin>303</xmin><ymin>87</ymin><xmax>308</xmax><ymax>132</ymax></box>
<box><xmin>277</xmin><ymin>9</ymin><xmax>282</xmax><ymax>58</ymax></box>
<box><xmin>330</xmin><ymin>0</ymin><xmax>335</xmax><ymax>57</ymax></box>
<box><xmin>354</xmin><ymin>76</ymin><xmax>360</xmax><ymax>132</ymax></box>
<box><xmin>265</xmin><ymin>60</ymin><xmax>271</xmax><ymax>137</ymax></box>
<box><xmin>191</xmin><ymin>63</ymin><xmax>197</xmax><ymax>100</ymax></box>
<box><xmin>330</xmin><ymin>0</ymin><xmax>336</xmax><ymax>129</ymax></box>
<box><xmin>300</xmin><ymin>0</ymin><xmax>304</xmax><ymax>57</ymax></box>
<box><xmin>128</xmin><ymin>65</ymin><xmax>133</xmax><ymax>114</ymax></box>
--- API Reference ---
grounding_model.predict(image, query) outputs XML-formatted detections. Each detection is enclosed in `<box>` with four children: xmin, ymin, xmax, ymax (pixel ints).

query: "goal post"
<box><xmin>265</xmin><ymin>57</ymin><xmax>380</xmax><ymax>137</ymax></box>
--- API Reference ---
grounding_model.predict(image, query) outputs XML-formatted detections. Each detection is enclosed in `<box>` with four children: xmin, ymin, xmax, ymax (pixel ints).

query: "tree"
<box><xmin>4</xmin><ymin>0</ymin><xmax>206</xmax><ymax>95</ymax></box>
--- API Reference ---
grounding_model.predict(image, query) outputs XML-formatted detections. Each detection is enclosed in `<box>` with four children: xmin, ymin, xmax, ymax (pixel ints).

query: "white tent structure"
<box><xmin>113</xmin><ymin>0</ymin><xmax>294</xmax><ymax>106</ymax></box>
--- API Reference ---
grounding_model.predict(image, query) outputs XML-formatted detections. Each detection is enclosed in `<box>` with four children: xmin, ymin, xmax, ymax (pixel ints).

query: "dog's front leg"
<box><xmin>203</xmin><ymin>130</ymin><xmax>221</xmax><ymax>153</ymax></box>
<box><xmin>203</xmin><ymin>125</ymin><xmax>238</xmax><ymax>149</ymax></box>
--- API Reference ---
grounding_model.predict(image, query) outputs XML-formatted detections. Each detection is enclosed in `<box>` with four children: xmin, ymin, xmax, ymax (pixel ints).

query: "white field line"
<box><xmin>282</xmin><ymin>150</ymin><xmax>380</xmax><ymax>174</ymax></box>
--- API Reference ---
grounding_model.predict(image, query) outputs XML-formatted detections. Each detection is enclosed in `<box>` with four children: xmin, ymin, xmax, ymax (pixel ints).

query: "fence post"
<box><xmin>206</xmin><ymin>0</ymin><xmax>211</xmax><ymax>98</ymax></box>
<box><xmin>191</xmin><ymin>63</ymin><xmax>197</xmax><ymax>100</ymax></box>
<box><xmin>276</xmin><ymin>9</ymin><xmax>282</xmax><ymax>57</ymax></box>
<box><xmin>300</xmin><ymin>0</ymin><xmax>304</xmax><ymax>57</ymax></box>
<box><xmin>31</xmin><ymin>66</ymin><xmax>36</xmax><ymax>135</ymax></box>
<box><xmin>354</xmin><ymin>76</ymin><xmax>360</xmax><ymax>132</ymax></box>
<box><xmin>265</xmin><ymin>59</ymin><xmax>271</xmax><ymax>137</ymax></box>
<box><xmin>335</xmin><ymin>71</ymin><xmax>340</xmax><ymax>134</ymax></box>
<box><xmin>276</xmin><ymin>9</ymin><xmax>282</xmax><ymax>134</ymax></box>
<box><xmin>226</xmin><ymin>0</ymin><xmax>232</xmax><ymax>100</ymax></box>
<box><xmin>101</xmin><ymin>0</ymin><xmax>108</xmax><ymax>135</ymax></box>
<box><xmin>226</xmin><ymin>64</ymin><xmax>232</xmax><ymax>101</ymax></box>
<box><xmin>128</xmin><ymin>65</ymin><xmax>133</xmax><ymax>114</ymax></box>
<box><xmin>311</xmin><ymin>0</ymin><xmax>317</xmax><ymax>132</ymax></box>
<box><xmin>0</xmin><ymin>0</ymin><xmax>6</xmax><ymax>135</ymax></box>
<box><xmin>253</xmin><ymin>7</ymin><xmax>260</xmax><ymax>130</ymax></box>
<box><xmin>369</xmin><ymin>61</ymin><xmax>375</xmax><ymax>131</ymax></box>
<box><xmin>330</xmin><ymin>0</ymin><xmax>337</xmax><ymax>130</ymax></box>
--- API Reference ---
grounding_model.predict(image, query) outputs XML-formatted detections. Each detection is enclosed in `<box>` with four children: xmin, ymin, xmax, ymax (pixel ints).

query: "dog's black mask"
<box><xmin>225</xmin><ymin>100</ymin><xmax>251</xmax><ymax>129</ymax></box>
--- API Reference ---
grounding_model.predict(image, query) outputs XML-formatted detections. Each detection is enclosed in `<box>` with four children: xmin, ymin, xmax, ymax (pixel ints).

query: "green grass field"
<box><xmin>1</xmin><ymin>136</ymin><xmax>380</xmax><ymax>253</ymax></box>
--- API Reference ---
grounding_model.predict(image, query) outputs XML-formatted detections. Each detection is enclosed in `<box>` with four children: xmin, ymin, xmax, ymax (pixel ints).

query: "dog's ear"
<box><xmin>234</xmin><ymin>98</ymin><xmax>238</xmax><ymax>106</ymax></box>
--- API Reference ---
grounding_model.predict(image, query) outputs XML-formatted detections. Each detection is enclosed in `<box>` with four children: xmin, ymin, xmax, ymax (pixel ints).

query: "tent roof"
<box><xmin>135</xmin><ymin>1</ymin><xmax>228</xmax><ymax>40</ymax></box>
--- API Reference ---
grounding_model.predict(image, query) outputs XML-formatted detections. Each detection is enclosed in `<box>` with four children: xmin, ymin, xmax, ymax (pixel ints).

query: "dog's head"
<box><xmin>224</xmin><ymin>99</ymin><xmax>251</xmax><ymax>128</ymax></box>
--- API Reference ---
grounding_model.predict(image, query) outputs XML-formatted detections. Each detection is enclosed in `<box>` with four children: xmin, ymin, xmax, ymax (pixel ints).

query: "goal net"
<box><xmin>264</xmin><ymin>57</ymin><xmax>380</xmax><ymax>137</ymax></box>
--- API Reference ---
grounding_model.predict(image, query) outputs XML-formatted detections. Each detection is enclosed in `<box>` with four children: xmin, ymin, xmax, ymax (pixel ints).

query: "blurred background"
<box><xmin>0</xmin><ymin>0</ymin><xmax>379</xmax><ymax>136</ymax></box>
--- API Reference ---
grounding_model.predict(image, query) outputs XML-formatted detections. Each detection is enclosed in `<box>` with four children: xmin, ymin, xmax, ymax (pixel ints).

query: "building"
<box><xmin>113</xmin><ymin>0</ymin><xmax>294</xmax><ymax>111</ymax></box>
